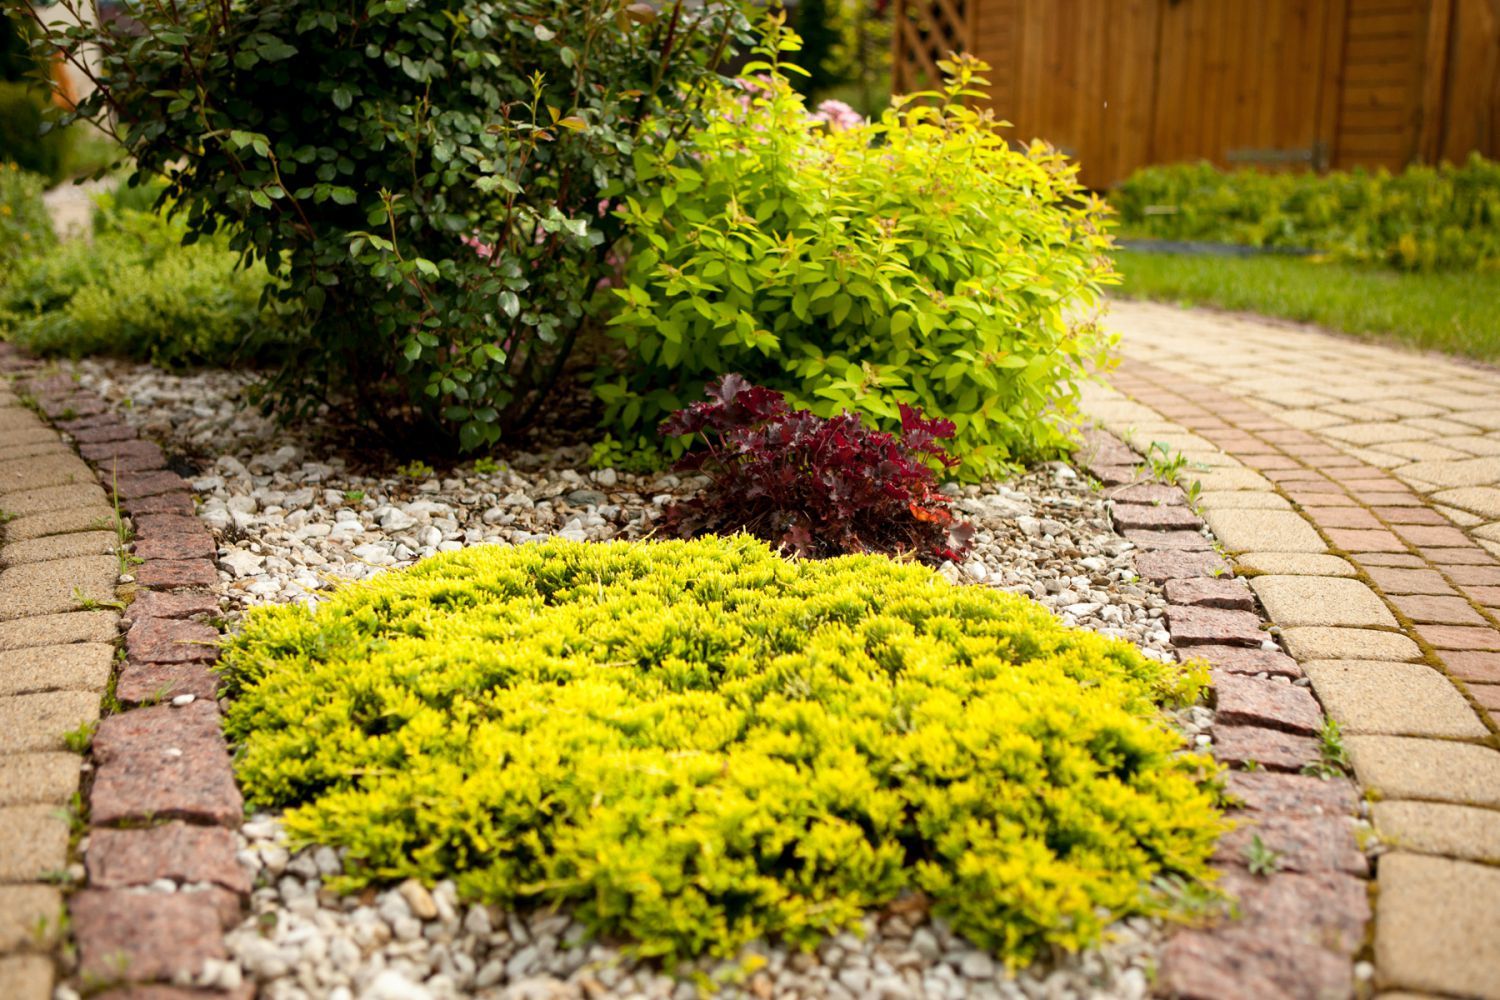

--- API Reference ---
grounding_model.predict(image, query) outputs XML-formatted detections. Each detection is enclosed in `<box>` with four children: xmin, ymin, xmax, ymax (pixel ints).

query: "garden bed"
<box><xmin>70</xmin><ymin>358</ymin><xmax>1222</xmax><ymax>1000</ymax></box>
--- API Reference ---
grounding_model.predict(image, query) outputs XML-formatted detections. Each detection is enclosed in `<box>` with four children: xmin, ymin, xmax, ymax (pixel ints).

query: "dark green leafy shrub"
<box><xmin>0</xmin><ymin>192</ymin><xmax>280</xmax><ymax>366</ymax></box>
<box><xmin>0</xmin><ymin>81</ymin><xmax>69</xmax><ymax>180</ymax></box>
<box><xmin>26</xmin><ymin>0</ymin><xmax>749</xmax><ymax>449</ymax></box>
<box><xmin>221</xmin><ymin>536</ymin><xmax>1223</xmax><ymax>966</ymax></box>
<box><xmin>1113</xmin><ymin>157</ymin><xmax>1500</xmax><ymax>272</ymax></box>
<box><xmin>0</xmin><ymin>162</ymin><xmax>54</xmax><ymax>270</ymax></box>
<box><xmin>602</xmin><ymin>36</ymin><xmax>1117</xmax><ymax>480</ymax></box>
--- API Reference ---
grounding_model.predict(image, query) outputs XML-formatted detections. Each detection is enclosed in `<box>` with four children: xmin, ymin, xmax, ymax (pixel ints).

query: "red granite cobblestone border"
<box><xmin>1077</xmin><ymin>428</ymin><xmax>1371</xmax><ymax>1000</ymax></box>
<box><xmin>9</xmin><ymin>361</ymin><xmax>244</xmax><ymax>997</ymax></box>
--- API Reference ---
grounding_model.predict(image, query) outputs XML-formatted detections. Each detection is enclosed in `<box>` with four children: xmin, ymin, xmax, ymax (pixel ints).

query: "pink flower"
<box><xmin>461</xmin><ymin>234</ymin><xmax>494</xmax><ymax>260</ymax></box>
<box><xmin>811</xmin><ymin>99</ymin><xmax>863</xmax><ymax>132</ymax></box>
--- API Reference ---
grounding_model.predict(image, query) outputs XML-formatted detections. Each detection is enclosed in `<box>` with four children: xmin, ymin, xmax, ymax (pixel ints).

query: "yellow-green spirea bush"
<box><xmin>220</xmin><ymin>536</ymin><xmax>1223</xmax><ymax>966</ymax></box>
<box><xmin>600</xmin><ymin>34</ymin><xmax>1118</xmax><ymax>481</ymax></box>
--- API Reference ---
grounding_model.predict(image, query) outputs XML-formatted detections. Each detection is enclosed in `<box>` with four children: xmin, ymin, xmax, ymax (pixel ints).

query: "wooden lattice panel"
<box><xmin>893</xmin><ymin>0</ymin><xmax>971</xmax><ymax>92</ymax></box>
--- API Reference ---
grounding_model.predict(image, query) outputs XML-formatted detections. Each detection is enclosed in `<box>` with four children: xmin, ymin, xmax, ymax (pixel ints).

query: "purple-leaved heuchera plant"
<box><xmin>660</xmin><ymin>375</ymin><xmax>973</xmax><ymax>562</ymax></box>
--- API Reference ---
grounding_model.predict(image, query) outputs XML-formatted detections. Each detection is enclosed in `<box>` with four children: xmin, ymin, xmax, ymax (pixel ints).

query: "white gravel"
<box><xmin>71</xmin><ymin>359</ymin><xmax>1217</xmax><ymax>1000</ymax></box>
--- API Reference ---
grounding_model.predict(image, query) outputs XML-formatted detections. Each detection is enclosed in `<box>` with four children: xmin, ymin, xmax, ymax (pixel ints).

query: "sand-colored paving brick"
<box><xmin>0</xmin><ymin>454</ymin><xmax>94</xmax><ymax>496</ymax></box>
<box><xmin>1280</xmin><ymin>627</ymin><xmax>1422</xmax><ymax>663</ymax></box>
<box><xmin>0</xmin><ymin>805</ymin><xmax>69</xmax><ymax>882</ymax></box>
<box><xmin>1251</xmin><ymin>576</ymin><xmax>1396</xmax><ymax>628</ymax></box>
<box><xmin>1347</xmin><ymin>736</ymin><xmax>1500</xmax><ymax>808</ymax></box>
<box><xmin>0</xmin><ymin>691</ymin><xmax>100</xmax><ymax>754</ymax></box>
<box><xmin>1</xmin><ymin>531</ymin><xmax>118</xmax><ymax>568</ymax></box>
<box><xmin>0</xmin><ymin>753</ymin><xmax>80</xmax><ymax>807</ymax></box>
<box><xmin>0</xmin><ymin>611</ymin><xmax>119</xmax><ymax>651</ymax></box>
<box><xmin>0</xmin><ymin>554</ymin><xmax>118</xmax><ymax>621</ymax></box>
<box><xmin>1375</xmin><ymin>854</ymin><xmax>1500</xmax><ymax>999</ymax></box>
<box><xmin>1193</xmin><ymin>491</ymin><xmax>1293</xmax><ymax>511</ymax></box>
<box><xmin>1394</xmin><ymin>457</ymin><xmax>1500</xmax><ymax>490</ymax></box>
<box><xmin>1</xmin><ymin>507</ymin><xmax>115</xmax><ymax>543</ymax></box>
<box><xmin>1233</xmin><ymin>552</ymin><xmax>1356</xmax><ymax>577</ymax></box>
<box><xmin>1186</xmin><ymin>467</ymin><xmax>1276</xmax><ymax>492</ymax></box>
<box><xmin>1201</xmin><ymin>509</ymin><xmax>1326</xmax><ymax>553</ymax></box>
<box><xmin>0</xmin><ymin>885</ymin><xmax>62</xmax><ymax>950</ymax></box>
<box><xmin>1303</xmin><ymin>661</ymin><xmax>1488</xmax><ymax>738</ymax></box>
<box><xmin>0</xmin><ymin>643</ymin><xmax>114</xmax><ymax>697</ymax></box>
<box><xmin>0</xmin><ymin>954</ymin><xmax>52</xmax><ymax>1000</ymax></box>
<box><xmin>1371</xmin><ymin>802</ymin><xmax>1500</xmax><ymax>864</ymax></box>
<box><xmin>0</xmin><ymin>483</ymin><xmax>109</xmax><ymax>518</ymax></box>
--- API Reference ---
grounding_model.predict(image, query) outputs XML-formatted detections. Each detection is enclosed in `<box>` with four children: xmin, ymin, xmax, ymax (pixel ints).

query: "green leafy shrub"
<box><xmin>0</xmin><ymin>80</ymin><xmax>121</xmax><ymax>186</ymax></box>
<box><xmin>602</xmin><ymin>37</ymin><xmax>1117</xmax><ymax>480</ymax></box>
<box><xmin>1113</xmin><ymin>157</ymin><xmax>1500</xmax><ymax>272</ymax></box>
<box><xmin>0</xmin><ymin>81</ymin><xmax>69</xmax><ymax>181</ymax></box>
<box><xmin>0</xmin><ymin>191</ymin><xmax>280</xmax><ymax>366</ymax></box>
<box><xmin>0</xmin><ymin>162</ymin><xmax>54</xmax><ymax>271</ymax></box>
<box><xmin>27</xmin><ymin>0</ymin><xmax>749</xmax><ymax>450</ymax></box>
<box><xmin>221</xmin><ymin>536</ymin><xmax>1222</xmax><ymax>966</ymax></box>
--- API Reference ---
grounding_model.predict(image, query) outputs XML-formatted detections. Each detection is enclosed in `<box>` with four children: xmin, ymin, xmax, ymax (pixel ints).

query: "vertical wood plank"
<box><xmin>1418</xmin><ymin>0</ymin><xmax>1456</xmax><ymax>160</ymax></box>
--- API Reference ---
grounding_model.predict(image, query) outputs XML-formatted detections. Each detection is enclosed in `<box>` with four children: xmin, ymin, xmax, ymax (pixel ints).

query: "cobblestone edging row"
<box><xmin>1077</xmin><ymin>428</ymin><xmax>1371</xmax><ymax>1000</ymax></box>
<box><xmin>1086</xmin><ymin>343</ymin><xmax>1500</xmax><ymax>1000</ymax></box>
<box><xmin>4</xmin><ymin>350</ymin><xmax>246</xmax><ymax>1000</ymax></box>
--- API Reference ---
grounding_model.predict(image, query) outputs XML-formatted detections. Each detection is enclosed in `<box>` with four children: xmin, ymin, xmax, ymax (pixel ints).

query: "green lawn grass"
<box><xmin>1112</xmin><ymin>249</ymin><xmax>1500</xmax><ymax>363</ymax></box>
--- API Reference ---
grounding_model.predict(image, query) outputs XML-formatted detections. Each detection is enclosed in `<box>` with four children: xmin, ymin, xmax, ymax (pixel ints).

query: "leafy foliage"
<box><xmin>0</xmin><ymin>162</ymin><xmax>54</xmax><ymax>271</ymax></box>
<box><xmin>1114</xmin><ymin>157</ymin><xmax>1500</xmax><ymax>272</ymax></box>
<box><xmin>661</xmin><ymin>375</ymin><xmax>971</xmax><ymax>561</ymax></box>
<box><xmin>221</xmin><ymin>536</ymin><xmax>1223</xmax><ymax>966</ymax></box>
<box><xmin>0</xmin><ymin>189</ymin><xmax>280</xmax><ymax>366</ymax></box>
<box><xmin>23</xmin><ymin>0</ymin><xmax>749</xmax><ymax>449</ymax></box>
<box><xmin>601</xmin><ymin>30</ymin><xmax>1117</xmax><ymax>480</ymax></box>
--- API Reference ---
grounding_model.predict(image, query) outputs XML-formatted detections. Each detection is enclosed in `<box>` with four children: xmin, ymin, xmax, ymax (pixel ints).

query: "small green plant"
<box><xmin>588</xmin><ymin>434</ymin><xmax>667</xmax><ymax>475</ymax></box>
<box><xmin>1147</xmin><ymin>873</ymin><xmax>1232</xmax><ymax>922</ymax></box>
<box><xmin>1241</xmin><ymin>759</ymin><xmax>1262</xmax><ymax>772</ymax></box>
<box><xmin>1141</xmin><ymin>442</ymin><xmax>1188</xmax><ymax>484</ymax></box>
<box><xmin>221</xmin><ymin>536</ymin><xmax>1223</xmax><ymax>967</ymax></box>
<box><xmin>342</xmin><ymin>490</ymin><xmax>365</xmax><ymax>504</ymax></box>
<box><xmin>1185</xmin><ymin>480</ymin><xmax>1203</xmax><ymax>507</ymax></box>
<box><xmin>472</xmin><ymin>457</ymin><xmax>501</xmax><ymax>476</ymax></box>
<box><xmin>1303</xmin><ymin>718</ymin><xmax>1350</xmax><ymax>779</ymax></box>
<box><xmin>72</xmin><ymin>588</ymin><xmax>124</xmax><ymax>613</ymax></box>
<box><xmin>1245</xmin><ymin>834</ymin><xmax>1283</xmax><ymax>877</ymax></box>
<box><xmin>395</xmin><ymin>460</ymin><xmax>435</xmax><ymax>481</ymax></box>
<box><xmin>62</xmin><ymin>720</ymin><xmax>96</xmax><ymax>754</ymax></box>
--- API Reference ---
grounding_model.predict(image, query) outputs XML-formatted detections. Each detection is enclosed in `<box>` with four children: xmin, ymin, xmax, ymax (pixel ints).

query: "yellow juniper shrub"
<box><xmin>220</xmin><ymin>536</ymin><xmax>1224</xmax><ymax>965</ymax></box>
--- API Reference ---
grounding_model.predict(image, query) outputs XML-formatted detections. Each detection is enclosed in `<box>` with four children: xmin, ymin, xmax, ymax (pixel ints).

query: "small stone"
<box><xmin>398</xmin><ymin>878</ymin><xmax>439</xmax><ymax>920</ymax></box>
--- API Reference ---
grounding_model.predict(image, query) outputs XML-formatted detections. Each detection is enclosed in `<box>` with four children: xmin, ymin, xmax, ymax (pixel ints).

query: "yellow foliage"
<box><xmin>221</xmin><ymin>536</ymin><xmax>1223</xmax><ymax>965</ymax></box>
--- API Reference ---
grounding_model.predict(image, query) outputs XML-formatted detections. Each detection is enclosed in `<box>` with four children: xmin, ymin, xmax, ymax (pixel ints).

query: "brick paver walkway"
<box><xmin>1087</xmin><ymin>300</ymin><xmax>1500</xmax><ymax>999</ymax></box>
<box><xmin>0</xmin><ymin>364</ymin><xmax>122</xmax><ymax>1000</ymax></box>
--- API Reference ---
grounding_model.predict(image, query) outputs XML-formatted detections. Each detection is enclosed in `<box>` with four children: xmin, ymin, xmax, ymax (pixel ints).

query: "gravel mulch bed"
<box><xmin>72</xmin><ymin>358</ymin><xmax>1218</xmax><ymax>1000</ymax></box>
